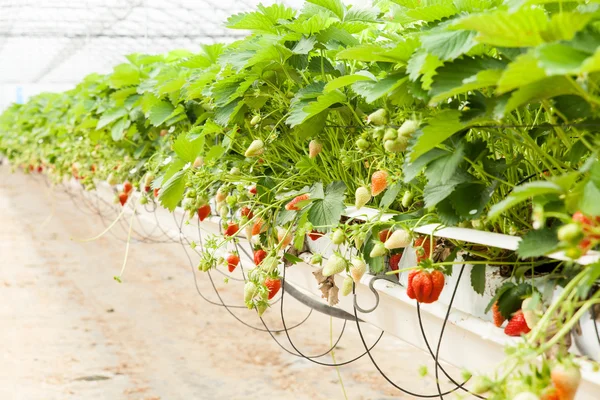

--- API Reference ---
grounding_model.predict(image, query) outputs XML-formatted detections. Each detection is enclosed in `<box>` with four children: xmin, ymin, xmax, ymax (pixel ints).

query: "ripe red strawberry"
<box><xmin>29</xmin><ymin>164</ymin><xmax>34</xmax><ymax>172</ymax></box>
<box><xmin>37</xmin><ymin>165</ymin><xmax>43</xmax><ymax>173</ymax></box>
<box><xmin>371</xmin><ymin>170</ymin><xmax>388</xmax><ymax>196</ymax></box>
<box><xmin>224</xmin><ymin>222</ymin><xmax>239</xmax><ymax>237</ymax></box>
<box><xmin>265</xmin><ymin>277</ymin><xmax>281</xmax><ymax>300</ymax></box>
<box><xmin>197</xmin><ymin>204</ymin><xmax>211</xmax><ymax>221</ymax></box>
<box><xmin>123</xmin><ymin>181</ymin><xmax>133</xmax><ymax>194</ymax></box>
<box><xmin>285</xmin><ymin>194</ymin><xmax>310</xmax><ymax>211</ymax></box>
<box><xmin>308</xmin><ymin>230</ymin><xmax>323</xmax><ymax>241</ymax></box>
<box><xmin>91</xmin><ymin>164</ymin><xmax>97</xmax><ymax>173</ymax></box>
<box><xmin>241</xmin><ymin>207</ymin><xmax>253</xmax><ymax>219</ymax></box>
<box><xmin>249</xmin><ymin>186</ymin><xmax>257</xmax><ymax>195</ymax></box>
<box><xmin>414</xmin><ymin>236</ymin><xmax>432</xmax><ymax>263</ymax></box>
<box><xmin>144</xmin><ymin>185</ymin><xmax>151</xmax><ymax>192</ymax></box>
<box><xmin>389</xmin><ymin>253</ymin><xmax>402</xmax><ymax>272</ymax></box>
<box><xmin>504</xmin><ymin>310</ymin><xmax>531</xmax><ymax>337</ymax></box>
<box><xmin>379</xmin><ymin>229</ymin><xmax>391</xmax><ymax>243</ymax></box>
<box><xmin>551</xmin><ymin>363</ymin><xmax>581</xmax><ymax>400</ymax></box>
<box><xmin>254</xmin><ymin>249</ymin><xmax>267</xmax><ymax>265</ymax></box>
<box><xmin>429</xmin><ymin>270</ymin><xmax>445</xmax><ymax>302</ymax></box>
<box><xmin>118</xmin><ymin>192</ymin><xmax>128</xmax><ymax>206</ymax></box>
<box><xmin>411</xmin><ymin>270</ymin><xmax>432</xmax><ymax>303</ymax></box>
<box><xmin>406</xmin><ymin>270</ymin><xmax>417</xmax><ymax>299</ymax></box>
<box><xmin>492</xmin><ymin>302</ymin><xmax>506</xmax><ymax>327</ymax></box>
<box><xmin>154</xmin><ymin>188</ymin><xmax>160</xmax><ymax>198</ymax></box>
<box><xmin>226</xmin><ymin>253</ymin><xmax>240</xmax><ymax>273</ymax></box>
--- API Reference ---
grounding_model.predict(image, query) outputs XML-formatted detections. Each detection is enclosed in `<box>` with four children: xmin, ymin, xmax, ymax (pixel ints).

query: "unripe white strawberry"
<box><xmin>350</xmin><ymin>257</ymin><xmax>367</xmax><ymax>283</ymax></box>
<box><xmin>309</xmin><ymin>139</ymin><xmax>322</xmax><ymax>158</ymax></box>
<box><xmin>354</xmin><ymin>232</ymin><xmax>366</xmax><ymax>249</ymax></box>
<box><xmin>256</xmin><ymin>301</ymin><xmax>268</xmax><ymax>316</ymax></box>
<box><xmin>355</xmin><ymin>186</ymin><xmax>371</xmax><ymax>209</ymax></box>
<box><xmin>107</xmin><ymin>173</ymin><xmax>118</xmax><ymax>186</ymax></box>
<box><xmin>341</xmin><ymin>276</ymin><xmax>353</xmax><ymax>296</ymax></box>
<box><xmin>216</xmin><ymin>186</ymin><xmax>227</xmax><ymax>203</ymax></box>
<box><xmin>244</xmin><ymin>281</ymin><xmax>258</xmax><ymax>303</ymax></box>
<box><xmin>193</xmin><ymin>157</ymin><xmax>204</xmax><ymax>168</ymax></box>
<box><xmin>260</xmin><ymin>256</ymin><xmax>278</xmax><ymax>273</ymax></box>
<box><xmin>370</xmin><ymin>242</ymin><xmax>387</xmax><ymax>257</ymax></box>
<box><xmin>218</xmin><ymin>204</ymin><xmax>229</xmax><ymax>219</ymax></box>
<box><xmin>244</xmin><ymin>224</ymin><xmax>254</xmax><ymax>243</ymax></box>
<box><xmin>250</xmin><ymin>115</ymin><xmax>261</xmax><ymax>126</ymax></box>
<box><xmin>367</xmin><ymin>109</ymin><xmax>388</xmax><ymax>125</ymax></box>
<box><xmin>398</xmin><ymin>119</ymin><xmax>419</xmax><ymax>138</ymax></box>
<box><xmin>522</xmin><ymin>297</ymin><xmax>542</xmax><ymax>329</ymax></box>
<box><xmin>322</xmin><ymin>253</ymin><xmax>347</xmax><ymax>277</ymax></box>
<box><xmin>512</xmin><ymin>392</ymin><xmax>539</xmax><ymax>400</ymax></box>
<box><xmin>384</xmin><ymin>229</ymin><xmax>411</xmax><ymax>250</ymax></box>
<box><xmin>244</xmin><ymin>139</ymin><xmax>264</xmax><ymax>157</ymax></box>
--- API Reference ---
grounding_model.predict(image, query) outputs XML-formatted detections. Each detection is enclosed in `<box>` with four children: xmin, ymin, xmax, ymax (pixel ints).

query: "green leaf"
<box><xmin>158</xmin><ymin>169</ymin><xmax>188</xmax><ymax>212</ymax></box>
<box><xmin>429</xmin><ymin>57</ymin><xmax>505</xmax><ymax>103</ymax></box>
<box><xmin>173</xmin><ymin>133</ymin><xmax>204</xmax><ymax>163</ymax></box>
<box><xmin>283</xmin><ymin>12</ymin><xmax>334</xmax><ymax>35</ymax></box>
<box><xmin>470</xmin><ymin>264</ymin><xmax>486</xmax><ymax>295</ymax></box>
<box><xmin>497</xmin><ymin>53</ymin><xmax>546</xmax><ymax>94</ymax></box>
<box><xmin>96</xmin><ymin>107</ymin><xmax>127</xmax><ymax>130</ymax></box>
<box><xmin>324</xmin><ymin>71</ymin><xmax>376</xmax><ymax>92</ymax></box>
<box><xmin>502</xmin><ymin>76</ymin><xmax>580</xmax><ymax>116</ymax></box>
<box><xmin>362</xmin><ymin>229</ymin><xmax>384</xmax><ymax>274</ymax></box>
<box><xmin>425</xmin><ymin>142</ymin><xmax>465</xmax><ymax>185</ymax></box>
<box><xmin>205</xmin><ymin>145</ymin><xmax>226</xmax><ymax>162</ymax></box>
<box><xmin>110</xmin><ymin>117</ymin><xmax>130</xmax><ymax>141</ymax></box>
<box><xmin>485</xmin><ymin>282</ymin><xmax>516</xmax><ymax>314</ymax></box>
<box><xmin>109</xmin><ymin>63</ymin><xmax>140</xmax><ymax>89</ymax></box>
<box><xmin>488</xmin><ymin>181</ymin><xmax>563</xmax><ymax>219</ymax></box>
<box><xmin>148</xmin><ymin>101</ymin><xmax>175</xmax><ymax>126</ymax></box>
<box><xmin>307</xmin><ymin>181</ymin><xmax>346</xmax><ymax>229</ymax></box>
<box><xmin>352</xmin><ymin>75</ymin><xmax>408</xmax><ymax>103</ymax></box>
<box><xmin>535</xmin><ymin>43</ymin><xmax>590</xmax><ymax>75</ymax></box>
<box><xmin>306</xmin><ymin>0</ymin><xmax>345</xmax><ymax>20</ymax></box>
<box><xmin>336</xmin><ymin>44</ymin><xmax>398</xmax><ymax>62</ymax></box>
<box><xmin>292</xmin><ymin>36</ymin><xmax>317</xmax><ymax>54</ymax></box>
<box><xmin>379</xmin><ymin>182</ymin><xmax>402</xmax><ymax>209</ymax></box>
<box><xmin>283</xmin><ymin>253</ymin><xmax>303</xmax><ymax>265</ymax></box>
<box><xmin>542</xmin><ymin>11</ymin><xmax>594</xmax><ymax>42</ymax></box>
<box><xmin>517</xmin><ymin>228</ymin><xmax>559</xmax><ymax>259</ymax></box>
<box><xmin>554</xmin><ymin>95</ymin><xmax>592</xmax><ymax>121</ymax></box>
<box><xmin>453</xmin><ymin>8</ymin><xmax>548</xmax><ymax>47</ymax></box>
<box><xmin>420</xmin><ymin>29</ymin><xmax>478</xmax><ymax>61</ymax></box>
<box><xmin>423</xmin><ymin>171</ymin><xmax>471</xmax><ymax>207</ymax></box>
<box><xmin>449</xmin><ymin>182</ymin><xmax>494</xmax><ymax>219</ymax></box>
<box><xmin>579</xmin><ymin>180</ymin><xmax>600</xmax><ymax>217</ymax></box>
<box><xmin>406</xmin><ymin>50</ymin><xmax>444</xmax><ymax>91</ymax></box>
<box><xmin>409</xmin><ymin>110</ymin><xmax>466</xmax><ymax>161</ymax></box>
<box><xmin>403</xmin><ymin>148</ymin><xmax>448</xmax><ymax>182</ymax></box>
<box><xmin>287</xmin><ymin>89</ymin><xmax>345</xmax><ymax>127</ymax></box>
<box><xmin>226</xmin><ymin>3</ymin><xmax>295</xmax><ymax>32</ymax></box>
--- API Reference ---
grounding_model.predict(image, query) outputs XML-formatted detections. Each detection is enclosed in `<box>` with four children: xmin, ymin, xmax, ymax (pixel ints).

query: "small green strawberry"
<box><xmin>383</xmin><ymin>128</ymin><xmax>397</xmax><ymax>141</ymax></box>
<box><xmin>331</xmin><ymin>229</ymin><xmax>345</xmax><ymax>245</ymax></box>
<box><xmin>367</xmin><ymin>109</ymin><xmax>388</xmax><ymax>126</ymax></box>
<box><xmin>244</xmin><ymin>281</ymin><xmax>258</xmax><ymax>303</ymax></box>
<box><xmin>256</xmin><ymin>301</ymin><xmax>268</xmax><ymax>316</ymax></box>
<box><xmin>250</xmin><ymin>115</ymin><xmax>261</xmax><ymax>126</ymax></box>
<box><xmin>398</xmin><ymin>119</ymin><xmax>419</xmax><ymax>138</ymax></box>
<box><xmin>402</xmin><ymin>190</ymin><xmax>413</xmax><ymax>208</ymax></box>
<box><xmin>322</xmin><ymin>253</ymin><xmax>347</xmax><ymax>276</ymax></box>
<box><xmin>341</xmin><ymin>276</ymin><xmax>353</xmax><ymax>296</ymax></box>
<box><xmin>310</xmin><ymin>253</ymin><xmax>323</xmax><ymax>264</ymax></box>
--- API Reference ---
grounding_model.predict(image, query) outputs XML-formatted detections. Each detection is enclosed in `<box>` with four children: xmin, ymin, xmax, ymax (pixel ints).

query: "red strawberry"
<box><xmin>414</xmin><ymin>236</ymin><xmax>432</xmax><ymax>263</ymax></box>
<box><xmin>429</xmin><ymin>270</ymin><xmax>445</xmax><ymax>302</ymax></box>
<box><xmin>91</xmin><ymin>164</ymin><xmax>97</xmax><ymax>173</ymax></box>
<box><xmin>406</xmin><ymin>271</ymin><xmax>418</xmax><ymax>300</ymax></box>
<box><xmin>197</xmin><ymin>204</ymin><xmax>211</xmax><ymax>221</ymax></box>
<box><xmin>379</xmin><ymin>229</ymin><xmax>391</xmax><ymax>243</ymax></box>
<box><xmin>389</xmin><ymin>253</ymin><xmax>402</xmax><ymax>272</ymax></box>
<box><xmin>285</xmin><ymin>194</ymin><xmax>310</xmax><ymax>211</ymax></box>
<box><xmin>371</xmin><ymin>170</ymin><xmax>388</xmax><ymax>196</ymax></box>
<box><xmin>224</xmin><ymin>222</ymin><xmax>239</xmax><ymax>237</ymax></box>
<box><xmin>308</xmin><ymin>230</ymin><xmax>323</xmax><ymax>241</ymax></box>
<box><xmin>249</xmin><ymin>186</ymin><xmax>257</xmax><ymax>195</ymax></box>
<box><xmin>492</xmin><ymin>302</ymin><xmax>506</xmax><ymax>327</ymax></box>
<box><xmin>154</xmin><ymin>188</ymin><xmax>160</xmax><ymax>198</ymax></box>
<box><xmin>254</xmin><ymin>249</ymin><xmax>267</xmax><ymax>265</ymax></box>
<box><xmin>123</xmin><ymin>181</ymin><xmax>133</xmax><ymax>194</ymax></box>
<box><xmin>265</xmin><ymin>277</ymin><xmax>281</xmax><ymax>300</ymax></box>
<box><xmin>411</xmin><ymin>270</ymin><xmax>433</xmax><ymax>303</ymax></box>
<box><xmin>241</xmin><ymin>207</ymin><xmax>253</xmax><ymax>219</ymax></box>
<box><xmin>504</xmin><ymin>310</ymin><xmax>531</xmax><ymax>337</ymax></box>
<box><xmin>29</xmin><ymin>164</ymin><xmax>34</xmax><ymax>172</ymax></box>
<box><xmin>37</xmin><ymin>165</ymin><xmax>43</xmax><ymax>173</ymax></box>
<box><xmin>118</xmin><ymin>192</ymin><xmax>128</xmax><ymax>206</ymax></box>
<box><xmin>226</xmin><ymin>253</ymin><xmax>240</xmax><ymax>273</ymax></box>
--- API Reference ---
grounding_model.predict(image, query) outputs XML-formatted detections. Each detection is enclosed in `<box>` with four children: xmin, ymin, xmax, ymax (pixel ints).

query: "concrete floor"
<box><xmin>0</xmin><ymin>164</ymin><xmax>465</xmax><ymax>400</ymax></box>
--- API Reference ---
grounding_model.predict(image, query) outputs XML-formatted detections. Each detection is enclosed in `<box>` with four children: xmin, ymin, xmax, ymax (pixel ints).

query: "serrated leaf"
<box><xmin>423</xmin><ymin>171</ymin><xmax>471</xmax><ymax>207</ymax></box>
<box><xmin>420</xmin><ymin>29</ymin><xmax>478</xmax><ymax>61</ymax></box>
<box><xmin>453</xmin><ymin>8</ymin><xmax>548</xmax><ymax>47</ymax></box>
<box><xmin>307</xmin><ymin>0</ymin><xmax>345</xmax><ymax>20</ymax></box>
<box><xmin>541</xmin><ymin>11</ymin><xmax>593</xmax><ymax>42</ymax></box>
<box><xmin>287</xmin><ymin>89</ymin><xmax>345</xmax><ymax>127</ymax></box>
<box><xmin>379</xmin><ymin>182</ymin><xmax>402</xmax><ymax>209</ymax></box>
<box><xmin>503</xmin><ymin>76</ymin><xmax>579</xmax><ymax>116</ymax></box>
<box><xmin>485</xmin><ymin>282</ymin><xmax>516</xmax><ymax>313</ymax></box>
<box><xmin>436</xmin><ymin>198</ymin><xmax>461</xmax><ymax>225</ymax></box>
<box><xmin>449</xmin><ymin>182</ymin><xmax>494</xmax><ymax>219</ymax></box>
<box><xmin>96</xmin><ymin>107</ymin><xmax>127</xmax><ymax>130</ymax></box>
<box><xmin>283</xmin><ymin>12</ymin><xmax>334</xmax><ymax>35</ymax></box>
<box><xmin>109</xmin><ymin>63</ymin><xmax>140</xmax><ymax>89</ymax></box>
<box><xmin>110</xmin><ymin>117</ymin><xmax>130</xmax><ymax>141</ymax></box>
<box><xmin>336</xmin><ymin>43</ymin><xmax>398</xmax><ymax>62</ymax></box>
<box><xmin>409</xmin><ymin>110</ymin><xmax>466</xmax><ymax>161</ymax></box>
<box><xmin>173</xmin><ymin>133</ymin><xmax>204</xmax><ymax>163</ymax></box>
<box><xmin>517</xmin><ymin>228</ymin><xmax>559</xmax><ymax>259</ymax></box>
<box><xmin>535</xmin><ymin>43</ymin><xmax>590</xmax><ymax>75</ymax></box>
<box><xmin>214</xmin><ymin>99</ymin><xmax>245</xmax><ymax>126</ymax></box>
<box><xmin>488</xmin><ymin>181</ymin><xmax>563</xmax><ymax>219</ymax></box>
<box><xmin>324</xmin><ymin>71</ymin><xmax>376</xmax><ymax>92</ymax></box>
<box><xmin>148</xmin><ymin>101</ymin><xmax>175</xmax><ymax>126</ymax></box>
<box><xmin>158</xmin><ymin>169</ymin><xmax>188</xmax><ymax>212</ymax></box>
<box><xmin>352</xmin><ymin>75</ymin><xmax>408</xmax><ymax>103</ymax></box>
<box><xmin>497</xmin><ymin>283</ymin><xmax>533</xmax><ymax>319</ymax></box>
<box><xmin>205</xmin><ymin>145</ymin><xmax>226</xmax><ymax>162</ymax></box>
<box><xmin>283</xmin><ymin>253</ymin><xmax>303</xmax><ymax>264</ymax></box>
<box><xmin>307</xmin><ymin>181</ymin><xmax>346</xmax><ymax>229</ymax></box>
<box><xmin>497</xmin><ymin>53</ymin><xmax>546</xmax><ymax>94</ymax></box>
<box><xmin>425</xmin><ymin>143</ymin><xmax>465</xmax><ymax>185</ymax></box>
<box><xmin>403</xmin><ymin>148</ymin><xmax>447</xmax><ymax>182</ymax></box>
<box><xmin>470</xmin><ymin>264</ymin><xmax>486</xmax><ymax>295</ymax></box>
<box><xmin>344</xmin><ymin>6</ymin><xmax>379</xmax><ymax>22</ymax></box>
<box><xmin>292</xmin><ymin>36</ymin><xmax>317</xmax><ymax>54</ymax></box>
<box><xmin>553</xmin><ymin>95</ymin><xmax>592</xmax><ymax>121</ymax></box>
